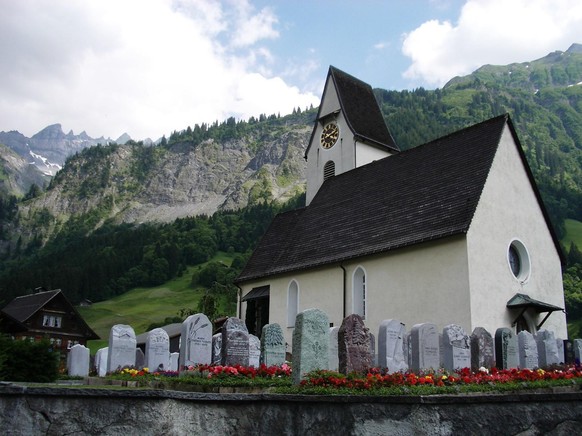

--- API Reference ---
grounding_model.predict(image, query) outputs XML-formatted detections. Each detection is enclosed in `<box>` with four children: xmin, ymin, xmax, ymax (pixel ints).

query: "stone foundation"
<box><xmin>1</xmin><ymin>384</ymin><xmax>582</xmax><ymax>435</ymax></box>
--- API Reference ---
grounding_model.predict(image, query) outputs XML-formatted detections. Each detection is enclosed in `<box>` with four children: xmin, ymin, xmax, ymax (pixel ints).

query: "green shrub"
<box><xmin>0</xmin><ymin>336</ymin><xmax>60</xmax><ymax>383</ymax></box>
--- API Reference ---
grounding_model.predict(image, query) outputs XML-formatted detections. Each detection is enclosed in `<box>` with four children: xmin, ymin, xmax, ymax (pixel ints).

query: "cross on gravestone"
<box><xmin>292</xmin><ymin>308</ymin><xmax>329</xmax><ymax>385</ymax></box>
<box><xmin>378</xmin><ymin>319</ymin><xmax>408</xmax><ymax>373</ymax></box>
<box><xmin>470</xmin><ymin>327</ymin><xmax>494</xmax><ymax>371</ymax></box>
<box><xmin>179</xmin><ymin>313</ymin><xmax>212</xmax><ymax>370</ymax></box>
<box><xmin>221</xmin><ymin>317</ymin><xmax>250</xmax><ymax>367</ymax></box>
<box><xmin>442</xmin><ymin>324</ymin><xmax>471</xmax><ymax>371</ymax></box>
<box><xmin>145</xmin><ymin>328</ymin><xmax>170</xmax><ymax>372</ymax></box>
<box><xmin>518</xmin><ymin>330</ymin><xmax>539</xmax><ymax>369</ymax></box>
<box><xmin>261</xmin><ymin>323</ymin><xmax>286</xmax><ymax>367</ymax></box>
<box><xmin>338</xmin><ymin>314</ymin><xmax>373</xmax><ymax>374</ymax></box>
<box><xmin>95</xmin><ymin>347</ymin><xmax>109</xmax><ymax>377</ymax></box>
<box><xmin>249</xmin><ymin>334</ymin><xmax>261</xmax><ymax>368</ymax></box>
<box><xmin>494</xmin><ymin>328</ymin><xmax>519</xmax><ymax>370</ymax></box>
<box><xmin>328</xmin><ymin>326</ymin><xmax>340</xmax><ymax>371</ymax></box>
<box><xmin>107</xmin><ymin>324</ymin><xmax>136</xmax><ymax>373</ymax></box>
<box><xmin>212</xmin><ymin>333</ymin><xmax>222</xmax><ymax>365</ymax></box>
<box><xmin>410</xmin><ymin>323</ymin><xmax>440</xmax><ymax>372</ymax></box>
<box><xmin>535</xmin><ymin>329</ymin><xmax>560</xmax><ymax>367</ymax></box>
<box><xmin>67</xmin><ymin>344</ymin><xmax>90</xmax><ymax>377</ymax></box>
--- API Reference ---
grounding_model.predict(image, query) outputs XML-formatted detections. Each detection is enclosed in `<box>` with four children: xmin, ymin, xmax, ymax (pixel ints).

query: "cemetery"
<box><xmin>2</xmin><ymin>308</ymin><xmax>582</xmax><ymax>434</ymax></box>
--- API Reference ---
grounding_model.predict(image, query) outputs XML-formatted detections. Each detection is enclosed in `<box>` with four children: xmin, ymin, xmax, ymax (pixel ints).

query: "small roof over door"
<box><xmin>241</xmin><ymin>285</ymin><xmax>270</xmax><ymax>302</ymax></box>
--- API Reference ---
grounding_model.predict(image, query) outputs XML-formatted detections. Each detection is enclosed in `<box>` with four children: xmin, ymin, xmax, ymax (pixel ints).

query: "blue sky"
<box><xmin>1</xmin><ymin>0</ymin><xmax>581</xmax><ymax>140</ymax></box>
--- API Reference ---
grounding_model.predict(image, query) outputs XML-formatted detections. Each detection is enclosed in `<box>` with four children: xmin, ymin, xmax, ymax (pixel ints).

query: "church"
<box><xmin>235</xmin><ymin>66</ymin><xmax>567</xmax><ymax>350</ymax></box>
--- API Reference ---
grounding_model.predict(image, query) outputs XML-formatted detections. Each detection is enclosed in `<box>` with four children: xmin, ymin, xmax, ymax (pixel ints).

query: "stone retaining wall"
<box><xmin>1</xmin><ymin>385</ymin><xmax>582</xmax><ymax>435</ymax></box>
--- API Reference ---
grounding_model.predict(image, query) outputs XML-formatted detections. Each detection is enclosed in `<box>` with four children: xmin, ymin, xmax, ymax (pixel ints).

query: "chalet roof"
<box><xmin>1</xmin><ymin>289</ymin><xmax>60</xmax><ymax>322</ymax></box>
<box><xmin>305</xmin><ymin>66</ymin><xmax>399</xmax><ymax>158</ymax></box>
<box><xmin>237</xmin><ymin>114</ymin><xmax>561</xmax><ymax>283</ymax></box>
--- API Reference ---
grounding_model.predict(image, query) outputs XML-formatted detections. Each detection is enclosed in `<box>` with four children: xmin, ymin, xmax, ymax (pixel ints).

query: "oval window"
<box><xmin>508</xmin><ymin>240</ymin><xmax>531</xmax><ymax>282</ymax></box>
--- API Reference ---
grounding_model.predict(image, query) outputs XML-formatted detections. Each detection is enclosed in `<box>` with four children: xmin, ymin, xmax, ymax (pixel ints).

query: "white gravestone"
<box><xmin>378</xmin><ymin>319</ymin><xmax>408</xmax><ymax>373</ymax></box>
<box><xmin>170</xmin><ymin>352</ymin><xmax>179</xmax><ymax>372</ymax></box>
<box><xmin>518</xmin><ymin>331</ymin><xmax>539</xmax><ymax>369</ymax></box>
<box><xmin>535</xmin><ymin>329</ymin><xmax>560</xmax><ymax>367</ymax></box>
<box><xmin>574</xmin><ymin>339</ymin><xmax>582</xmax><ymax>364</ymax></box>
<box><xmin>442</xmin><ymin>324</ymin><xmax>471</xmax><ymax>371</ymax></box>
<box><xmin>95</xmin><ymin>347</ymin><xmax>109</xmax><ymax>377</ymax></box>
<box><xmin>67</xmin><ymin>344</ymin><xmax>90</xmax><ymax>377</ymax></box>
<box><xmin>328</xmin><ymin>326</ymin><xmax>340</xmax><ymax>371</ymax></box>
<box><xmin>107</xmin><ymin>324</ymin><xmax>136</xmax><ymax>373</ymax></box>
<box><xmin>410</xmin><ymin>323</ymin><xmax>440</xmax><ymax>371</ymax></box>
<box><xmin>145</xmin><ymin>328</ymin><xmax>170</xmax><ymax>372</ymax></box>
<box><xmin>179</xmin><ymin>313</ymin><xmax>212</xmax><ymax>370</ymax></box>
<box><xmin>261</xmin><ymin>323</ymin><xmax>286</xmax><ymax>367</ymax></box>
<box><xmin>249</xmin><ymin>334</ymin><xmax>261</xmax><ymax>368</ymax></box>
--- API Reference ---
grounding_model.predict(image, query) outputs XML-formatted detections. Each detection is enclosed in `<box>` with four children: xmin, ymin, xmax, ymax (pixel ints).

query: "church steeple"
<box><xmin>304</xmin><ymin>66</ymin><xmax>399</xmax><ymax>205</ymax></box>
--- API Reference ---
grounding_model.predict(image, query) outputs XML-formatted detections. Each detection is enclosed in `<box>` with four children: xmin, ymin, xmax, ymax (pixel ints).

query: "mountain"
<box><xmin>0</xmin><ymin>143</ymin><xmax>50</xmax><ymax>198</ymax></box>
<box><xmin>2</xmin><ymin>45</ymin><xmax>582</xmax><ymax>255</ymax></box>
<box><xmin>0</xmin><ymin>124</ymin><xmax>109</xmax><ymax>176</ymax></box>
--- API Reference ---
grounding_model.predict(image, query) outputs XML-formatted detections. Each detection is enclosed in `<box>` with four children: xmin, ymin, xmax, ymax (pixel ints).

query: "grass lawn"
<box><xmin>563</xmin><ymin>219</ymin><xmax>582</xmax><ymax>249</ymax></box>
<box><xmin>78</xmin><ymin>253</ymin><xmax>236</xmax><ymax>355</ymax></box>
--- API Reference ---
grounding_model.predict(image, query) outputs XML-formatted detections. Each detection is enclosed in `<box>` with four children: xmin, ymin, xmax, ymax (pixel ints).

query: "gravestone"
<box><xmin>145</xmin><ymin>328</ymin><xmax>170</xmax><ymax>372</ymax></box>
<box><xmin>370</xmin><ymin>332</ymin><xmax>377</xmax><ymax>367</ymax></box>
<box><xmin>556</xmin><ymin>339</ymin><xmax>565</xmax><ymax>364</ymax></box>
<box><xmin>574</xmin><ymin>339</ymin><xmax>582</xmax><ymax>364</ymax></box>
<box><xmin>95</xmin><ymin>347</ymin><xmax>109</xmax><ymax>377</ymax></box>
<box><xmin>179</xmin><ymin>313</ymin><xmax>212</xmax><ymax>370</ymax></box>
<box><xmin>338</xmin><ymin>314</ymin><xmax>373</xmax><ymax>374</ymax></box>
<box><xmin>518</xmin><ymin>330</ymin><xmax>538</xmax><ymax>369</ymax></box>
<box><xmin>170</xmin><ymin>352</ymin><xmax>179</xmax><ymax>372</ymax></box>
<box><xmin>328</xmin><ymin>326</ymin><xmax>340</xmax><ymax>371</ymax></box>
<box><xmin>403</xmin><ymin>331</ymin><xmax>412</xmax><ymax>368</ymax></box>
<box><xmin>410</xmin><ymin>323</ymin><xmax>440</xmax><ymax>371</ymax></box>
<box><xmin>378</xmin><ymin>319</ymin><xmax>408</xmax><ymax>373</ymax></box>
<box><xmin>292</xmin><ymin>308</ymin><xmax>329</xmax><ymax>384</ymax></box>
<box><xmin>221</xmin><ymin>317</ymin><xmax>249</xmax><ymax>367</ymax></box>
<box><xmin>470</xmin><ymin>327</ymin><xmax>494</xmax><ymax>371</ymax></box>
<box><xmin>249</xmin><ymin>334</ymin><xmax>261</xmax><ymax>368</ymax></box>
<box><xmin>442</xmin><ymin>324</ymin><xmax>471</xmax><ymax>371</ymax></box>
<box><xmin>494</xmin><ymin>328</ymin><xmax>519</xmax><ymax>369</ymax></box>
<box><xmin>107</xmin><ymin>324</ymin><xmax>136</xmax><ymax>372</ymax></box>
<box><xmin>67</xmin><ymin>344</ymin><xmax>90</xmax><ymax>377</ymax></box>
<box><xmin>535</xmin><ymin>329</ymin><xmax>560</xmax><ymax>367</ymax></box>
<box><xmin>212</xmin><ymin>333</ymin><xmax>222</xmax><ymax>365</ymax></box>
<box><xmin>135</xmin><ymin>348</ymin><xmax>145</xmax><ymax>369</ymax></box>
<box><xmin>563</xmin><ymin>339</ymin><xmax>574</xmax><ymax>364</ymax></box>
<box><xmin>261</xmin><ymin>323</ymin><xmax>286</xmax><ymax>367</ymax></box>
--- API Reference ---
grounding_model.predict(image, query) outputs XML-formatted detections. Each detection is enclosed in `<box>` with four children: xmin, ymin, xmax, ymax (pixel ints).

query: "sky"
<box><xmin>1</xmin><ymin>0</ymin><xmax>582</xmax><ymax>141</ymax></box>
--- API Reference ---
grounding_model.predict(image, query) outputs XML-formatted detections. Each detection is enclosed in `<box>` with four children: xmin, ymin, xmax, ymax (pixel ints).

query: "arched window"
<box><xmin>287</xmin><ymin>280</ymin><xmax>299</xmax><ymax>327</ymax></box>
<box><xmin>323</xmin><ymin>160</ymin><xmax>335</xmax><ymax>181</ymax></box>
<box><xmin>352</xmin><ymin>267</ymin><xmax>366</xmax><ymax>319</ymax></box>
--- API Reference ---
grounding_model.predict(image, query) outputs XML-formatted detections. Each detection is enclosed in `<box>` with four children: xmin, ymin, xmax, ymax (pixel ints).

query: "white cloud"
<box><xmin>402</xmin><ymin>0</ymin><xmax>582</xmax><ymax>87</ymax></box>
<box><xmin>0</xmin><ymin>0</ymin><xmax>318</xmax><ymax>140</ymax></box>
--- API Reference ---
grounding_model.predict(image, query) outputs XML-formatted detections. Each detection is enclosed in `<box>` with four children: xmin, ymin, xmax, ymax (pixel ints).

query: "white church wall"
<box><xmin>467</xmin><ymin>124</ymin><xmax>567</xmax><ymax>337</ymax></box>
<box><xmin>355</xmin><ymin>142</ymin><xmax>393</xmax><ymax>167</ymax></box>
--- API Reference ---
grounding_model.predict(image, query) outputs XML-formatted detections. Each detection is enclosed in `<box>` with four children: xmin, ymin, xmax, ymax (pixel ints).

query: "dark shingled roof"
<box><xmin>237</xmin><ymin>114</ymin><xmax>560</xmax><ymax>283</ymax></box>
<box><xmin>305</xmin><ymin>66</ymin><xmax>399</xmax><ymax>158</ymax></box>
<box><xmin>1</xmin><ymin>289</ymin><xmax>60</xmax><ymax>322</ymax></box>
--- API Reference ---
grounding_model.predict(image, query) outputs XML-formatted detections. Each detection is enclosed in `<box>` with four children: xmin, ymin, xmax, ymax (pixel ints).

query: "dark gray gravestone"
<box><xmin>518</xmin><ymin>330</ymin><xmax>538</xmax><ymax>369</ymax></box>
<box><xmin>338</xmin><ymin>314</ymin><xmax>373</xmax><ymax>374</ymax></box>
<box><xmin>495</xmin><ymin>328</ymin><xmax>518</xmax><ymax>369</ymax></box>
<box><xmin>442</xmin><ymin>324</ymin><xmax>471</xmax><ymax>371</ymax></box>
<box><xmin>179</xmin><ymin>314</ymin><xmax>212</xmax><ymax>370</ymax></box>
<box><xmin>470</xmin><ymin>327</ymin><xmax>494</xmax><ymax>371</ymax></box>
<box><xmin>378</xmin><ymin>319</ymin><xmax>408</xmax><ymax>373</ymax></box>
<box><xmin>292</xmin><ymin>308</ymin><xmax>329</xmax><ymax>384</ymax></box>
<box><xmin>221</xmin><ymin>317</ymin><xmax>249</xmax><ymax>367</ymax></box>
<box><xmin>410</xmin><ymin>323</ymin><xmax>440</xmax><ymax>371</ymax></box>
<box><xmin>261</xmin><ymin>323</ymin><xmax>285</xmax><ymax>367</ymax></box>
<box><xmin>145</xmin><ymin>328</ymin><xmax>170</xmax><ymax>372</ymax></box>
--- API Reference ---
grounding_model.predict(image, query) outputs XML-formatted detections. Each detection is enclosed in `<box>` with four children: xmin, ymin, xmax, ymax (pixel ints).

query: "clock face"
<box><xmin>320</xmin><ymin>123</ymin><xmax>339</xmax><ymax>149</ymax></box>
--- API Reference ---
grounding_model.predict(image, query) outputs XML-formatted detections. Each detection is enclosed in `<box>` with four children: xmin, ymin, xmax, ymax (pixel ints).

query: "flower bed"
<box><xmin>105</xmin><ymin>363</ymin><xmax>582</xmax><ymax>395</ymax></box>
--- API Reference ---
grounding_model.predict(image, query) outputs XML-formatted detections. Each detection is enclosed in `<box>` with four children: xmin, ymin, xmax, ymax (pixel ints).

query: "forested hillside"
<box><xmin>1</xmin><ymin>44</ymin><xmax>582</xmax><ymax>332</ymax></box>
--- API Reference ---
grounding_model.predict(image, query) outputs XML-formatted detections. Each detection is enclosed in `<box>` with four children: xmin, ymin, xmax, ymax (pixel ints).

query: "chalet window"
<box><xmin>287</xmin><ymin>280</ymin><xmax>300</xmax><ymax>327</ymax></box>
<box><xmin>43</xmin><ymin>314</ymin><xmax>63</xmax><ymax>328</ymax></box>
<box><xmin>353</xmin><ymin>267</ymin><xmax>367</xmax><ymax>319</ymax></box>
<box><xmin>323</xmin><ymin>160</ymin><xmax>335</xmax><ymax>181</ymax></box>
